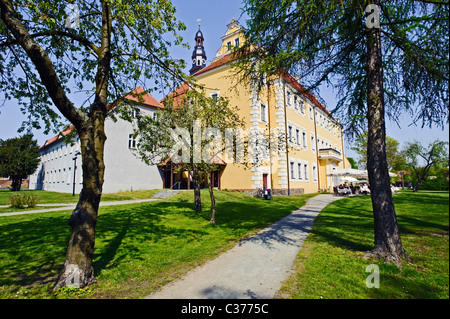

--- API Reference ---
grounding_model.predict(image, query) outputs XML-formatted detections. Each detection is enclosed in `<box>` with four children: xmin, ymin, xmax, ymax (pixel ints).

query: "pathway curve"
<box><xmin>146</xmin><ymin>194</ymin><xmax>342</xmax><ymax>299</ymax></box>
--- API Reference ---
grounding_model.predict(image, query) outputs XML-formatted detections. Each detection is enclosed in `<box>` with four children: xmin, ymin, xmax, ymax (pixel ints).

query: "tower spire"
<box><xmin>189</xmin><ymin>21</ymin><xmax>207</xmax><ymax>75</ymax></box>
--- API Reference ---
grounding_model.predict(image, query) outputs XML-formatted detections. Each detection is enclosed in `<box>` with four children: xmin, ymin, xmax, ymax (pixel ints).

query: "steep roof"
<box><xmin>169</xmin><ymin>54</ymin><xmax>332</xmax><ymax>118</ymax></box>
<box><xmin>110</xmin><ymin>85</ymin><xmax>163</xmax><ymax>110</ymax></box>
<box><xmin>40</xmin><ymin>86</ymin><xmax>161</xmax><ymax>150</ymax></box>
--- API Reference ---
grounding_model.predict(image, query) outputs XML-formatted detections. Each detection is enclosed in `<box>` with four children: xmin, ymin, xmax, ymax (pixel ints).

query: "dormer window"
<box><xmin>235</xmin><ymin>38</ymin><xmax>240</xmax><ymax>47</ymax></box>
<box><xmin>227</xmin><ymin>42</ymin><xmax>232</xmax><ymax>51</ymax></box>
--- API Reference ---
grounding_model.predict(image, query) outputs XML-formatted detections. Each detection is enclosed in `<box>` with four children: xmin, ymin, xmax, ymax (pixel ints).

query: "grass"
<box><xmin>0</xmin><ymin>189</ymin><xmax>160</xmax><ymax>206</ymax></box>
<box><xmin>276</xmin><ymin>190</ymin><xmax>449</xmax><ymax>299</ymax></box>
<box><xmin>0</xmin><ymin>189</ymin><xmax>315</xmax><ymax>299</ymax></box>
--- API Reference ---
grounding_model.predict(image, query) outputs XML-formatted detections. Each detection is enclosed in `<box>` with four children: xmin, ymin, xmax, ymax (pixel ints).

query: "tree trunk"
<box><xmin>365</xmin><ymin>11</ymin><xmax>409</xmax><ymax>266</ymax></box>
<box><xmin>208</xmin><ymin>173</ymin><xmax>216</xmax><ymax>223</ymax></box>
<box><xmin>54</xmin><ymin>117</ymin><xmax>107</xmax><ymax>289</ymax></box>
<box><xmin>10</xmin><ymin>177</ymin><xmax>21</xmax><ymax>191</ymax></box>
<box><xmin>192</xmin><ymin>165</ymin><xmax>202</xmax><ymax>212</ymax></box>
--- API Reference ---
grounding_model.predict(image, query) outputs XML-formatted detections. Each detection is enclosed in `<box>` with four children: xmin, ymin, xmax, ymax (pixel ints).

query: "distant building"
<box><xmin>28</xmin><ymin>86</ymin><xmax>164</xmax><ymax>193</ymax></box>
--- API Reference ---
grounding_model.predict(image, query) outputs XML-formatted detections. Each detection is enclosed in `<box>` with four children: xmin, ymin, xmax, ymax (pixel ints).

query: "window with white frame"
<box><xmin>313</xmin><ymin>165</ymin><xmax>317</xmax><ymax>181</ymax></box>
<box><xmin>286</xmin><ymin>91</ymin><xmax>291</xmax><ymax>106</ymax></box>
<box><xmin>235</xmin><ymin>37</ymin><xmax>240</xmax><ymax>47</ymax></box>
<box><xmin>309</xmin><ymin>106</ymin><xmax>313</xmax><ymax>120</ymax></box>
<box><xmin>300</xmin><ymin>99</ymin><xmax>305</xmax><ymax>114</ymax></box>
<box><xmin>302</xmin><ymin>131</ymin><xmax>307</xmax><ymax>149</ymax></box>
<box><xmin>311</xmin><ymin>133</ymin><xmax>315</xmax><ymax>152</ymax></box>
<box><xmin>128</xmin><ymin>134</ymin><xmax>136</xmax><ymax>149</ymax></box>
<box><xmin>294</xmin><ymin>95</ymin><xmax>298</xmax><ymax>110</ymax></box>
<box><xmin>304</xmin><ymin>163</ymin><xmax>309</xmax><ymax>180</ymax></box>
<box><xmin>260</xmin><ymin>103</ymin><xmax>267</xmax><ymax>122</ymax></box>
<box><xmin>296</xmin><ymin>129</ymin><xmax>300</xmax><ymax>146</ymax></box>
<box><xmin>298</xmin><ymin>163</ymin><xmax>302</xmax><ymax>180</ymax></box>
<box><xmin>288</xmin><ymin>125</ymin><xmax>293</xmax><ymax>143</ymax></box>
<box><xmin>290</xmin><ymin>162</ymin><xmax>295</xmax><ymax>179</ymax></box>
<box><xmin>131</xmin><ymin>107</ymin><xmax>140</xmax><ymax>118</ymax></box>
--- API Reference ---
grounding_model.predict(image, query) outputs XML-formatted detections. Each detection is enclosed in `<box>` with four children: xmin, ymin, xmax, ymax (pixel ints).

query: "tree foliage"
<box><xmin>402</xmin><ymin>139</ymin><xmax>449</xmax><ymax>192</ymax></box>
<box><xmin>0</xmin><ymin>0</ymin><xmax>190</xmax><ymax>289</ymax></box>
<box><xmin>0</xmin><ymin>134</ymin><xmax>40</xmax><ymax>191</ymax></box>
<box><xmin>352</xmin><ymin>131</ymin><xmax>404</xmax><ymax>170</ymax></box>
<box><xmin>235</xmin><ymin>0</ymin><xmax>449</xmax><ymax>133</ymax></box>
<box><xmin>134</xmin><ymin>88</ymin><xmax>245</xmax><ymax>222</ymax></box>
<box><xmin>0</xmin><ymin>0</ymin><xmax>189</xmax><ymax>134</ymax></box>
<box><xmin>233</xmin><ymin>0</ymin><xmax>448</xmax><ymax>266</ymax></box>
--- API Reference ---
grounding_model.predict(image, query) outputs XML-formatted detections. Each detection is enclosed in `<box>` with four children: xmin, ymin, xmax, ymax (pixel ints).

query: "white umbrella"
<box><xmin>328</xmin><ymin>168</ymin><xmax>365</xmax><ymax>176</ymax></box>
<box><xmin>340</xmin><ymin>176</ymin><xmax>359</xmax><ymax>183</ymax></box>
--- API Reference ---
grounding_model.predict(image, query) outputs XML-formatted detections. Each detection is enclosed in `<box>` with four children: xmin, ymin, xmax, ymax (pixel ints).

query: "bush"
<box><xmin>9</xmin><ymin>194</ymin><xmax>24</xmax><ymax>208</ymax></box>
<box><xmin>420</xmin><ymin>176</ymin><xmax>449</xmax><ymax>191</ymax></box>
<box><xmin>23</xmin><ymin>194</ymin><xmax>39</xmax><ymax>208</ymax></box>
<box><xmin>9</xmin><ymin>193</ymin><xmax>39</xmax><ymax>208</ymax></box>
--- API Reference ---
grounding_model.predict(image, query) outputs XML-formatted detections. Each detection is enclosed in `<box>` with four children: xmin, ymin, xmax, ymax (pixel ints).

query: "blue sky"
<box><xmin>0</xmin><ymin>0</ymin><xmax>448</xmax><ymax>161</ymax></box>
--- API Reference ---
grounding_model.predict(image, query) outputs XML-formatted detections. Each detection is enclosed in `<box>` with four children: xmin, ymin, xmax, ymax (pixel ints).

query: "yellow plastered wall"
<box><xmin>191</xmin><ymin>20</ymin><xmax>350</xmax><ymax>194</ymax></box>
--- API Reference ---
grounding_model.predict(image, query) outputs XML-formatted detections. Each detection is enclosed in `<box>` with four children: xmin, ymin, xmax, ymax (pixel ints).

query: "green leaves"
<box><xmin>0</xmin><ymin>0</ymin><xmax>189</xmax><ymax>134</ymax></box>
<box><xmin>235</xmin><ymin>0</ymin><xmax>449</xmax><ymax>134</ymax></box>
<box><xmin>0</xmin><ymin>134</ymin><xmax>40</xmax><ymax>181</ymax></box>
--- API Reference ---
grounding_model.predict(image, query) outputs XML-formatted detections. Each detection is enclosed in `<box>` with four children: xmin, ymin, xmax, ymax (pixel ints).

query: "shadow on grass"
<box><xmin>0</xmin><ymin>213</ymin><xmax>70</xmax><ymax>288</ymax></box>
<box><xmin>306</xmin><ymin>197</ymin><xmax>375</xmax><ymax>252</ymax></box>
<box><xmin>0</xmin><ymin>192</ymin><xmax>311</xmax><ymax>291</ymax></box>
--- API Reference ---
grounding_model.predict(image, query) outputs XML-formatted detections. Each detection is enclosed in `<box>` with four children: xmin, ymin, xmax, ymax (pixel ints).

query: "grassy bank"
<box><xmin>277</xmin><ymin>191</ymin><xmax>449</xmax><ymax>299</ymax></box>
<box><xmin>0</xmin><ymin>189</ymin><xmax>315</xmax><ymax>299</ymax></box>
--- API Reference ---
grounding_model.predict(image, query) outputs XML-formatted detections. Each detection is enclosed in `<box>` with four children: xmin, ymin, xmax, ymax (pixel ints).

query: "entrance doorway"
<box><xmin>262</xmin><ymin>173</ymin><xmax>268</xmax><ymax>190</ymax></box>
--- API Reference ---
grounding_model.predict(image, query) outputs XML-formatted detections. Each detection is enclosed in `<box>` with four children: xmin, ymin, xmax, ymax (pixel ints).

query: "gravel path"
<box><xmin>146</xmin><ymin>194</ymin><xmax>342</xmax><ymax>299</ymax></box>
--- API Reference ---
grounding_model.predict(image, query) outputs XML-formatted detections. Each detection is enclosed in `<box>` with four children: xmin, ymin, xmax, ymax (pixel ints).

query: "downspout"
<box><xmin>283</xmin><ymin>81</ymin><xmax>290</xmax><ymax>195</ymax></box>
<box><xmin>340</xmin><ymin>123</ymin><xmax>345</xmax><ymax>168</ymax></box>
<box><xmin>267</xmin><ymin>81</ymin><xmax>273</xmax><ymax>191</ymax></box>
<box><xmin>312</xmin><ymin>106</ymin><xmax>321</xmax><ymax>192</ymax></box>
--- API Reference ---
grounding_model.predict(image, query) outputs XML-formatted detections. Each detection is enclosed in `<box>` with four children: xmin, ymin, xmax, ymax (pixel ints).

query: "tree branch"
<box><xmin>0</xmin><ymin>0</ymin><xmax>87</xmax><ymax>128</ymax></box>
<box><xmin>0</xmin><ymin>30</ymin><xmax>100</xmax><ymax>55</ymax></box>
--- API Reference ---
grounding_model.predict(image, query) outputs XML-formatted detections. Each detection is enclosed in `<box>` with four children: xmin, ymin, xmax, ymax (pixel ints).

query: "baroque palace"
<box><xmin>29</xmin><ymin>19</ymin><xmax>350</xmax><ymax>195</ymax></box>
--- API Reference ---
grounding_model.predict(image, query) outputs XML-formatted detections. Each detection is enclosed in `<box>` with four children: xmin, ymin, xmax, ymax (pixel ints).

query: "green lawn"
<box><xmin>0</xmin><ymin>189</ymin><xmax>315</xmax><ymax>299</ymax></box>
<box><xmin>0</xmin><ymin>189</ymin><xmax>160</xmax><ymax>209</ymax></box>
<box><xmin>277</xmin><ymin>191</ymin><xmax>449</xmax><ymax>299</ymax></box>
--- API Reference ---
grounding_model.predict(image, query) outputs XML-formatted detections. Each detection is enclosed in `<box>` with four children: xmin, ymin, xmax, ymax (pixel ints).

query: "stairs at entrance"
<box><xmin>150</xmin><ymin>189</ymin><xmax>182</xmax><ymax>199</ymax></box>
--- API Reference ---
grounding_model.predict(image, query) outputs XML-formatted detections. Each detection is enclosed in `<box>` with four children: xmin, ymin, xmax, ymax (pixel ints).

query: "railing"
<box><xmin>318</xmin><ymin>148</ymin><xmax>342</xmax><ymax>161</ymax></box>
<box><xmin>171</xmin><ymin>181</ymin><xmax>181</xmax><ymax>190</ymax></box>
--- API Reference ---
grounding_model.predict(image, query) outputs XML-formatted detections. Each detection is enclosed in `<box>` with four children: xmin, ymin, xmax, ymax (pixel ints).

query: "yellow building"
<box><xmin>178</xmin><ymin>19</ymin><xmax>350</xmax><ymax>194</ymax></box>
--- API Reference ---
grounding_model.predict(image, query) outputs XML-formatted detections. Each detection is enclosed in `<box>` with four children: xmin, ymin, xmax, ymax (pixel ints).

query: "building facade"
<box><xmin>29</xmin><ymin>19</ymin><xmax>349</xmax><ymax>195</ymax></box>
<box><xmin>28</xmin><ymin>86</ymin><xmax>164</xmax><ymax>194</ymax></box>
<box><xmin>182</xmin><ymin>19</ymin><xmax>350</xmax><ymax>194</ymax></box>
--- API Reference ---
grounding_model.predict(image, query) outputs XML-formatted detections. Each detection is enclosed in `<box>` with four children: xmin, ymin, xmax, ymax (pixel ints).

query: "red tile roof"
<box><xmin>165</xmin><ymin>53</ymin><xmax>332</xmax><ymax>118</ymax></box>
<box><xmin>40</xmin><ymin>86</ymin><xmax>161</xmax><ymax>149</ymax></box>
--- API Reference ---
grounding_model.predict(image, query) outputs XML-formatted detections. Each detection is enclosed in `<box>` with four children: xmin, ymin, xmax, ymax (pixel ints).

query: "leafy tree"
<box><xmin>346</xmin><ymin>157</ymin><xmax>358</xmax><ymax>169</ymax></box>
<box><xmin>134</xmin><ymin>88</ymin><xmax>245</xmax><ymax>223</ymax></box>
<box><xmin>0</xmin><ymin>134</ymin><xmax>40</xmax><ymax>191</ymax></box>
<box><xmin>352</xmin><ymin>131</ymin><xmax>404</xmax><ymax>170</ymax></box>
<box><xmin>402</xmin><ymin>140</ymin><xmax>449</xmax><ymax>192</ymax></box>
<box><xmin>0</xmin><ymin>0</ymin><xmax>188</xmax><ymax>288</ymax></box>
<box><xmin>234</xmin><ymin>0</ymin><xmax>448</xmax><ymax>266</ymax></box>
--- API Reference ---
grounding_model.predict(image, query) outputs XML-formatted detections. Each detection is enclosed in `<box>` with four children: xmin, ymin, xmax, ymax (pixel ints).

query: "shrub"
<box><xmin>420</xmin><ymin>175</ymin><xmax>449</xmax><ymax>191</ymax></box>
<box><xmin>23</xmin><ymin>194</ymin><xmax>39</xmax><ymax>208</ymax></box>
<box><xmin>9</xmin><ymin>193</ymin><xmax>39</xmax><ymax>208</ymax></box>
<box><xmin>9</xmin><ymin>194</ymin><xmax>24</xmax><ymax>208</ymax></box>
